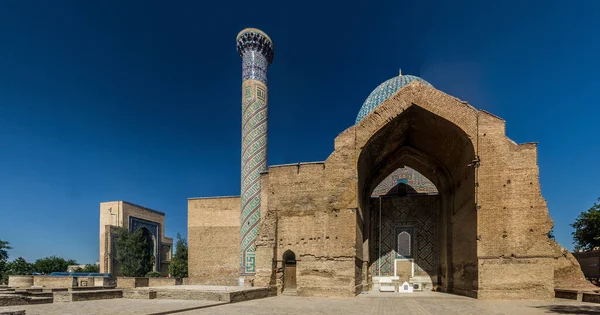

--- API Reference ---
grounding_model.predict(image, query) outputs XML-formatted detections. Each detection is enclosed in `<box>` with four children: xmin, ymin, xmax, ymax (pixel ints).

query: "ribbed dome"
<box><xmin>356</xmin><ymin>74</ymin><xmax>432</xmax><ymax>123</ymax></box>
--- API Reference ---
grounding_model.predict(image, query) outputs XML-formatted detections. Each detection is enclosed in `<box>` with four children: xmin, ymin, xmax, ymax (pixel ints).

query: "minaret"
<box><xmin>236</xmin><ymin>28</ymin><xmax>274</xmax><ymax>275</ymax></box>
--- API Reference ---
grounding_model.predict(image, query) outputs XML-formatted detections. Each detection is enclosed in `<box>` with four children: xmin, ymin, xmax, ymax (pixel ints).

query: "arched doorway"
<box><xmin>357</xmin><ymin>105</ymin><xmax>478</xmax><ymax>296</ymax></box>
<box><xmin>283</xmin><ymin>250</ymin><xmax>297</xmax><ymax>291</ymax></box>
<box><xmin>369</xmin><ymin>166</ymin><xmax>440</xmax><ymax>290</ymax></box>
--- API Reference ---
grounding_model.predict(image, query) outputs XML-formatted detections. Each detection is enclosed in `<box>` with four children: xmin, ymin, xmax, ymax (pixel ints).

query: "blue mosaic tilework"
<box><xmin>370</xmin><ymin>198</ymin><xmax>436</xmax><ymax>278</ymax></box>
<box><xmin>237</xmin><ymin>29</ymin><xmax>273</xmax><ymax>85</ymax></box>
<box><xmin>356</xmin><ymin>74</ymin><xmax>432</xmax><ymax>124</ymax></box>
<box><xmin>371</xmin><ymin>167</ymin><xmax>438</xmax><ymax>197</ymax></box>
<box><xmin>242</xmin><ymin>51</ymin><xmax>268</xmax><ymax>83</ymax></box>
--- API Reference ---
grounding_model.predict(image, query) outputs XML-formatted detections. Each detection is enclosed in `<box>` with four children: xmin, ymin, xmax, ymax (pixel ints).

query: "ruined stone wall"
<box><xmin>188</xmin><ymin>196</ymin><xmax>240</xmax><ymax>285</ymax></box>
<box><xmin>8</xmin><ymin>276</ymin><xmax>33</xmax><ymax>288</ymax></box>
<box><xmin>256</xmin><ymin>162</ymin><xmax>358</xmax><ymax>297</ymax></box>
<box><xmin>476</xmin><ymin>111</ymin><xmax>559</xmax><ymax>299</ymax></box>
<box><xmin>33</xmin><ymin>276</ymin><xmax>77</xmax><ymax>288</ymax></box>
<box><xmin>553</xmin><ymin>243</ymin><xmax>595</xmax><ymax>289</ymax></box>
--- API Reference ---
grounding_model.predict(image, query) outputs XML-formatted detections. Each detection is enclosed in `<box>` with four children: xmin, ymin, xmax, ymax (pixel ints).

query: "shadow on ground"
<box><xmin>534</xmin><ymin>305</ymin><xmax>600</xmax><ymax>314</ymax></box>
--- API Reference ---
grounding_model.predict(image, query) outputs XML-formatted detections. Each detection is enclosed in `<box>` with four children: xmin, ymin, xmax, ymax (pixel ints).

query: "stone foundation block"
<box><xmin>123</xmin><ymin>289</ymin><xmax>157</xmax><ymax>299</ymax></box>
<box><xmin>117</xmin><ymin>277</ymin><xmax>149</xmax><ymax>288</ymax></box>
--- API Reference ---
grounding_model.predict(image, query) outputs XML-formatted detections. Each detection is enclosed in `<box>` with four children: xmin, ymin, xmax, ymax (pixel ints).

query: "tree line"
<box><xmin>0</xmin><ymin>241</ymin><xmax>98</xmax><ymax>284</ymax></box>
<box><xmin>1</xmin><ymin>228</ymin><xmax>188</xmax><ymax>283</ymax></box>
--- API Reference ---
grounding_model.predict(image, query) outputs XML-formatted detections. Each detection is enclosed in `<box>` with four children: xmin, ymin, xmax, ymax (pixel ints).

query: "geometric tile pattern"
<box><xmin>240</xmin><ymin>79</ymin><xmax>268</xmax><ymax>274</ymax></box>
<box><xmin>370</xmin><ymin>197</ymin><xmax>437</xmax><ymax>277</ymax></box>
<box><xmin>371</xmin><ymin>167</ymin><xmax>438</xmax><ymax>197</ymax></box>
<box><xmin>356</xmin><ymin>74</ymin><xmax>432</xmax><ymax>124</ymax></box>
<box><xmin>237</xmin><ymin>29</ymin><xmax>274</xmax><ymax>275</ymax></box>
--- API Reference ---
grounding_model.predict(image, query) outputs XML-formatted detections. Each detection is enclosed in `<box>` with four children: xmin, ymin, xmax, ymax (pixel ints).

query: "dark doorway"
<box><xmin>283</xmin><ymin>250</ymin><xmax>297</xmax><ymax>290</ymax></box>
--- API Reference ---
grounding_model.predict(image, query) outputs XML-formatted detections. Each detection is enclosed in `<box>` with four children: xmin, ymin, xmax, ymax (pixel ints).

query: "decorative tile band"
<box><xmin>238</xmin><ymin>28</ymin><xmax>273</xmax><ymax>275</ymax></box>
<box><xmin>371</xmin><ymin>167</ymin><xmax>438</xmax><ymax>197</ymax></box>
<box><xmin>242</xmin><ymin>51</ymin><xmax>268</xmax><ymax>83</ymax></box>
<box><xmin>240</xmin><ymin>79</ymin><xmax>268</xmax><ymax>275</ymax></box>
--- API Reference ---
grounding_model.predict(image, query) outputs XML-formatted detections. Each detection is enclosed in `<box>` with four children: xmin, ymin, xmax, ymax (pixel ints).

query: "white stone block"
<box><xmin>379</xmin><ymin>285</ymin><xmax>395</xmax><ymax>292</ymax></box>
<box><xmin>398</xmin><ymin>281</ymin><xmax>413</xmax><ymax>293</ymax></box>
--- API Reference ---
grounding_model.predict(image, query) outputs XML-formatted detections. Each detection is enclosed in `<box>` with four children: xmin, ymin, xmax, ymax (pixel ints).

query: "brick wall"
<box><xmin>188</xmin><ymin>196</ymin><xmax>240</xmax><ymax>285</ymax></box>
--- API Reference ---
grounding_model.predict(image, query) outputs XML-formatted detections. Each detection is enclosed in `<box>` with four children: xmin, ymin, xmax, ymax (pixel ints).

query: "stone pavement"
<box><xmin>1</xmin><ymin>294</ymin><xmax>600</xmax><ymax>315</ymax></box>
<box><xmin>0</xmin><ymin>299</ymin><xmax>223</xmax><ymax>315</ymax></box>
<box><xmin>180</xmin><ymin>294</ymin><xmax>600</xmax><ymax>315</ymax></box>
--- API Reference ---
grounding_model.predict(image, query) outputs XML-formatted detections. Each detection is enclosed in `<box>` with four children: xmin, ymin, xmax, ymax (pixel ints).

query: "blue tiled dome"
<box><xmin>356</xmin><ymin>74</ymin><xmax>432</xmax><ymax>123</ymax></box>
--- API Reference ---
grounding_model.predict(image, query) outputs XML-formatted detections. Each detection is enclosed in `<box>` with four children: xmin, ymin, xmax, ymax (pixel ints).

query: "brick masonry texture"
<box><xmin>33</xmin><ymin>276</ymin><xmax>77</xmax><ymax>289</ymax></box>
<box><xmin>7</xmin><ymin>277</ymin><xmax>33</xmax><ymax>289</ymax></box>
<box><xmin>116</xmin><ymin>277</ymin><xmax>148</xmax><ymax>289</ymax></box>
<box><xmin>188</xmin><ymin>197</ymin><xmax>241</xmax><ymax>285</ymax></box>
<box><xmin>53</xmin><ymin>289</ymin><xmax>123</xmax><ymax>302</ymax></box>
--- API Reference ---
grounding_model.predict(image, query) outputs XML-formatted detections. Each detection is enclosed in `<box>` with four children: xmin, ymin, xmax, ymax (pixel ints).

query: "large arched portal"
<box><xmin>357</xmin><ymin>105</ymin><xmax>478</xmax><ymax>296</ymax></box>
<box><xmin>369</xmin><ymin>166</ymin><xmax>440</xmax><ymax>290</ymax></box>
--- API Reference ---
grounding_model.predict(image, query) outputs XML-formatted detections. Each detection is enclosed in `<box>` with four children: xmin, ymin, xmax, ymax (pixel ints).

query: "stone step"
<box><xmin>124</xmin><ymin>289</ymin><xmax>157</xmax><ymax>299</ymax></box>
<box><xmin>28</xmin><ymin>296</ymin><xmax>53</xmax><ymax>304</ymax></box>
<box><xmin>54</xmin><ymin>289</ymin><xmax>123</xmax><ymax>303</ymax></box>
<box><xmin>281</xmin><ymin>289</ymin><xmax>297</xmax><ymax>296</ymax></box>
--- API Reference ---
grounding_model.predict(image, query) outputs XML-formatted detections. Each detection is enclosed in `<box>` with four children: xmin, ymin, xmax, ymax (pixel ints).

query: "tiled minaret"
<box><xmin>236</xmin><ymin>28</ymin><xmax>274</xmax><ymax>275</ymax></box>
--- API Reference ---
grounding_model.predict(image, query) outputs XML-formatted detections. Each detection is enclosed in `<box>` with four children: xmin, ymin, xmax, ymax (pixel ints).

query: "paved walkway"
<box><xmin>147</xmin><ymin>284</ymin><xmax>261</xmax><ymax>292</ymax></box>
<box><xmin>2</xmin><ymin>294</ymin><xmax>600</xmax><ymax>315</ymax></box>
<box><xmin>0</xmin><ymin>299</ymin><xmax>223</xmax><ymax>315</ymax></box>
<box><xmin>178</xmin><ymin>295</ymin><xmax>600</xmax><ymax>315</ymax></box>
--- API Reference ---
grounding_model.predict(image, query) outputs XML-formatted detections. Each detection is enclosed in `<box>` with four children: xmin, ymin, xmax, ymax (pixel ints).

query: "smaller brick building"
<box><xmin>573</xmin><ymin>250</ymin><xmax>600</xmax><ymax>279</ymax></box>
<box><xmin>99</xmin><ymin>201</ymin><xmax>172</xmax><ymax>276</ymax></box>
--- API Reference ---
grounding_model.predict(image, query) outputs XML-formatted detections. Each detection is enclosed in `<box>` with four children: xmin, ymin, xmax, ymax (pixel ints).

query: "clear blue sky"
<box><xmin>0</xmin><ymin>1</ymin><xmax>598</xmax><ymax>264</ymax></box>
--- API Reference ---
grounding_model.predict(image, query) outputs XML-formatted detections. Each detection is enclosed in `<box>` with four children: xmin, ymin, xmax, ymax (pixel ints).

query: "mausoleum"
<box><xmin>187</xmin><ymin>28</ymin><xmax>591</xmax><ymax>299</ymax></box>
<box><xmin>100</xmin><ymin>201</ymin><xmax>172</xmax><ymax>276</ymax></box>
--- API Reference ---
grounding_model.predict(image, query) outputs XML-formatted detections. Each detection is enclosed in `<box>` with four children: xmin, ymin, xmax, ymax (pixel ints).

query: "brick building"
<box><xmin>187</xmin><ymin>28</ymin><xmax>592</xmax><ymax>300</ymax></box>
<box><xmin>99</xmin><ymin>201</ymin><xmax>172</xmax><ymax>276</ymax></box>
<box><xmin>573</xmin><ymin>250</ymin><xmax>600</xmax><ymax>279</ymax></box>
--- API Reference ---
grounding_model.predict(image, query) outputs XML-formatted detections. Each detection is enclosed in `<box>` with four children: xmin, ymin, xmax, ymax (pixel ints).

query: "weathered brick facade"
<box><xmin>188</xmin><ymin>82</ymin><xmax>591</xmax><ymax>299</ymax></box>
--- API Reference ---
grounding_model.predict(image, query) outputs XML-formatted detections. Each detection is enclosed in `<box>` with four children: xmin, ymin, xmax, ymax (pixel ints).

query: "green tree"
<box><xmin>572</xmin><ymin>198</ymin><xmax>600</xmax><ymax>251</ymax></box>
<box><xmin>0</xmin><ymin>240</ymin><xmax>12</xmax><ymax>284</ymax></box>
<box><xmin>33</xmin><ymin>256</ymin><xmax>77</xmax><ymax>274</ymax></box>
<box><xmin>2</xmin><ymin>257</ymin><xmax>35</xmax><ymax>282</ymax></box>
<box><xmin>146</xmin><ymin>271</ymin><xmax>161</xmax><ymax>277</ymax></box>
<box><xmin>0</xmin><ymin>240</ymin><xmax>10</xmax><ymax>262</ymax></box>
<box><xmin>7</xmin><ymin>257</ymin><xmax>35</xmax><ymax>275</ymax></box>
<box><xmin>114</xmin><ymin>227</ymin><xmax>153</xmax><ymax>277</ymax></box>
<box><xmin>168</xmin><ymin>233</ymin><xmax>188</xmax><ymax>278</ymax></box>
